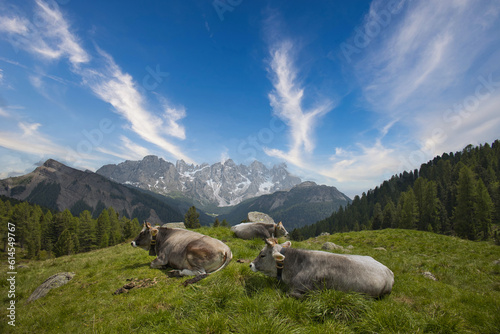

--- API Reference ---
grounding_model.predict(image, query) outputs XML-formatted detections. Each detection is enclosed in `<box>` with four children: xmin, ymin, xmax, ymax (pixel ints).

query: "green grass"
<box><xmin>1</xmin><ymin>228</ymin><xmax>499</xmax><ymax>333</ymax></box>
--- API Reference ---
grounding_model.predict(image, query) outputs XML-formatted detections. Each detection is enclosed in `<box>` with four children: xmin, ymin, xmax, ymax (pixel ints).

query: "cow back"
<box><xmin>280</xmin><ymin>248</ymin><xmax>394</xmax><ymax>297</ymax></box>
<box><xmin>231</xmin><ymin>222</ymin><xmax>274</xmax><ymax>239</ymax></box>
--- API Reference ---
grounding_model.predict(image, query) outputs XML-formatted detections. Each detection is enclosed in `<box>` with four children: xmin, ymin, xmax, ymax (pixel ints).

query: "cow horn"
<box><xmin>265</xmin><ymin>238</ymin><xmax>277</xmax><ymax>247</ymax></box>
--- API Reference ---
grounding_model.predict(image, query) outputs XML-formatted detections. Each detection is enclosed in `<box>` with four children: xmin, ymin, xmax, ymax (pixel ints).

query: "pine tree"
<box><xmin>0</xmin><ymin>199</ymin><xmax>13</xmax><ymax>251</ymax></box>
<box><xmin>78</xmin><ymin>210</ymin><xmax>97</xmax><ymax>252</ymax></box>
<box><xmin>11</xmin><ymin>201</ymin><xmax>31</xmax><ymax>248</ymax></box>
<box><xmin>474</xmin><ymin>179</ymin><xmax>493</xmax><ymax>240</ymax></box>
<box><xmin>371</xmin><ymin>203</ymin><xmax>383</xmax><ymax>230</ymax></box>
<box><xmin>213</xmin><ymin>218</ymin><xmax>220</xmax><ymax>227</ymax></box>
<box><xmin>453</xmin><ymin>165</ymin><xmax>477</xmax><ymax>240</ymax></box>
<box><xmin>398</xmin><ymin>189</ymin><xmax>417</xmax><ymax>229</ymax></box>
<box><xmin>25</xmin><ymin>206</ymin><xmax>42</xmax><ymax>259</ymax></box>
<box><xmin>54</xmin><ymin>229</ymin><xmax>75</xmax><ymax>257</ymax></box>
<box><xmin>96</xmin><ymin>209</ymin><xmax>111</xmax><ymax>248</ymax></box>
<box><xmin>184</xmin><ymin>206</ymin><xmax>200</xmax><ymax>228</ymax></box>
<box><xmin>382</xmin><ymin>200</ymin><xmax>396</xmax><ymax>229</ymax></box>
<box><xmin>40</xmin><ymin>210</ymin><xmax>54</xmax><ymax>254</ymax></box>
<box><xmin>107</xmin><ymin>207</ymin><xmax>122</xmax><ymax>246</ymax></box>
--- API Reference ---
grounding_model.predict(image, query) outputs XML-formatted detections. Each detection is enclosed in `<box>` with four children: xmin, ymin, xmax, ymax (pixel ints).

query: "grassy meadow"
<box><xmin>1</xmin><ymin>227</ymin><xmax>499</xmax><ymax>333</ymax></box>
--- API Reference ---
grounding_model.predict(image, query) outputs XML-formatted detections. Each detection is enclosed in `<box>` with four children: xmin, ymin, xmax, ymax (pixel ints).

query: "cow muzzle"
<box><xmin>249</xmin><ymin>262</ymin><xmax>257</xmax><ymax>272</ymax></box>
<box><xmin>131</xmin><ymin>241</ymin><xmax>136</xmax><ymax>247</ymax></box>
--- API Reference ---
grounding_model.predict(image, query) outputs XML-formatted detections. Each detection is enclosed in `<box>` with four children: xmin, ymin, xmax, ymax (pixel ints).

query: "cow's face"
<box><xmin>131</xmin><ymin>222</ymin><xmax>155</xmax><ymax>250</ymax></box>
<box><xmin>276</xmin><ymin>222</ymin><xmax>289</xmax><ymax>238</ymax></box>
<box><xmin>250</xmin><ymin>238</ymin><xmax>291</xmax><ymax>277</ymax></box>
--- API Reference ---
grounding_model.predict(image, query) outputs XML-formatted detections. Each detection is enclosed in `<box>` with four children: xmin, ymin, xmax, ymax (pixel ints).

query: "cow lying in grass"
<box><xmin>250</xmin><ymin>238</ymin><xmax>394</xmax><ymax>298</ymax></box>
<box><xmin>131</xmin><ymin>222</ymin><xmax>232</xmax><ymax>277</ymax></box>
<box><xmin>231</xmin><ymin>221</ymin><xmax>288</xmax><ymax>240</ymax></box>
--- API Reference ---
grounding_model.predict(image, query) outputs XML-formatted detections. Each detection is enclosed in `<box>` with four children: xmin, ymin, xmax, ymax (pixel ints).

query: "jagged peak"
<box><xmin>294</xmin><ymin>181</ymin><xmax>318</xmax><ymax>188</ymax></box>
<box><xmin>42</xmin><ymin>159</ymin><xmax>65</xmax><ymax>169</ymax></box>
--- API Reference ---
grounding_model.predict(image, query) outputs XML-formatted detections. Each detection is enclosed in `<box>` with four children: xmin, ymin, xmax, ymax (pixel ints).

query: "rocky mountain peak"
<box><xmin>96</xmin><ymin>156</ymin><xmax>302</xmax><ymax>208</ymax></box>
<box><xmin>294</xmin><ymin>181</ymin><xmax>318</xmax><ymax>188</ymax></box>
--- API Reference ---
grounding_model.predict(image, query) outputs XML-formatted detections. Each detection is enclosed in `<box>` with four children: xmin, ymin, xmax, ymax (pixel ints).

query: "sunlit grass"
<box><xmin>1</xmin><ymin>227</ymin><xmax>499</xmax><ymax>333</ymax></box>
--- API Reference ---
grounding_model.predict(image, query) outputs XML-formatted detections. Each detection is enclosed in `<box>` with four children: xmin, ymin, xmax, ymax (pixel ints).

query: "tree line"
<box><xmin>292</xmin><ymin>141</ymin><xmax>500</xmax><ymax>242</ymax></box>
<box><xmin>0</xmin><ymin>197</ymin><xmax>142</xmax><ymax>259</ymax></box>
<box><xmin>0</xmin><ymin>200</ymin><xmax>233</xmax><ymax>260</ymax></box>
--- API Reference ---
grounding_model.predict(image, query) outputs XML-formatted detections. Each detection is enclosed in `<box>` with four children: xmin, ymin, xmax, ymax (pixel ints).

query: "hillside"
<box><xmin>2</xmin><ymin>228</ymin><xmax>499</xmax><ymax>333</ymax></box>
<box><xmin>220</xmin><ymin>181</ymin><xmax>351</xmax><ymax>229</ymax></box>
<box><xmin>295</xmin><ymin>141</ymin><xmax>500</xmax><ymax>241</ymax></box>
<box><xmin>0</xmin><ymin>159</ymin><xmax>187</xmax><ymax>225</ymax></box>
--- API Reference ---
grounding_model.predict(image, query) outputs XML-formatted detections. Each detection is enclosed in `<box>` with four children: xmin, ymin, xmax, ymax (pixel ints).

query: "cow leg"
<box><xmin>150</xmin><ymin>255</ymin><xmax>169</xmax><ymax>269</ymax></box>
<box><xmin>168</xmin><ymin>268</ymin><xmax>206</xmax><ymax>277</ymax></box>
<box><xmin>289</xmin><ymin>288</ymin><xmax>306</xmax><ymax>299</ymax></box>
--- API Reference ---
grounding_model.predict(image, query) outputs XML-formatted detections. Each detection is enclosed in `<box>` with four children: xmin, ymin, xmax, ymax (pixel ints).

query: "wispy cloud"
<box><xmin>0</xmin><ymin>0</ymin><xmax>89</xmax><ymax>66</ymax></box>
<box><xmin>80</xmin><ymin>48</ymin><xmax>193</xmax><ymax>163</ymax></box>
<box><xmin>324</xmin><ymin>0</ymin><xmax>500</xmax><ymax>192</ymax></box>
<box><xmin>0</xmin><ymin>121</ymin><xmax>89</xmax><ymax>162</ymax></box>
<box><xmin>96</xmin><ymin>136</ymin><xmax>152</xmax><ymax>161</ymax></box>
<box><xmin>264</xmin><ymin>41</ymin><xmax>334</xmax><ymax>167</ymax></box>
<box><xmin>0</xmin><ymin>0</ymin><xmax>195</xmax><ymax>165</ymax></box>
<box><xmin>0</xmin><ymin>15</ymin><xmax>29</xmax><ymax>34</ymax></box>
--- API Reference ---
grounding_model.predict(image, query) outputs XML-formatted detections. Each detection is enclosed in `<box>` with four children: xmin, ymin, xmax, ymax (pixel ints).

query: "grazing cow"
<box><xmin>231</xmin><ymin>221</ymin><xmax>288</xmax><ymax>240</ymax></box>
<box><xmin>250</xmin><ymin>238</ymin><xmax>394</xmax><ymax>298</ymax></box>
<box><xmin>131</xmin><ymin>222</ymin><xmax>232</xmax><ymax>277</ymax></box>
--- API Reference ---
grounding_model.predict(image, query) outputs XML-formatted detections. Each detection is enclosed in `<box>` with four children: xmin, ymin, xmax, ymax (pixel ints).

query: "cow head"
<box><xmin>274</xmin><ymin>222</ymin><xmax>289</xmax><ymax>238</ymax></box>
<box><xmin>250</xmin><ymin>238</ymin><xmax>291</xmax><ymax>277</ymax></box>
<box><xmin>131</xmin><ymin>222</ymin><xmax>158</xmax><ymax>250</ymax></box>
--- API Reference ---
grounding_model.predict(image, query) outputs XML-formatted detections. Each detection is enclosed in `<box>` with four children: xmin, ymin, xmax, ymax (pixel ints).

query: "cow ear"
<box><xmin>281</xmin><ymin>241</ymin><xmax>291</xmax><ymax>248</ymax></box>
<box><xmin>272</xmin><ymin>249</ymin><xmax>285</xmax><ymax>261</ymax></box>
<box><xmin>146</xmin><ymin>222</ymin><xmax>152</xmax><ymax>229</ymax></box>
<box><xmin>278</xmin><ymin>221</ymin><xmax>283</xmax><ymax>227</ymax></box>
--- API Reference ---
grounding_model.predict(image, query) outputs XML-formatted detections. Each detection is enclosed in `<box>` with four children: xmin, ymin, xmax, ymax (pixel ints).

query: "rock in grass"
<box><xmin>27</xmin><ymin>272</ymin><xmax>75</xmax><ymax>303</ymax></box>
<box><xmin>422</xmin><ymin>271</ymin><xmax>438</xmax><ymax>281</ymax></box>
<box><xmin>322</xmin><ymin>242</ymin><xmax>343</xmax><ymax>250</ymax></box>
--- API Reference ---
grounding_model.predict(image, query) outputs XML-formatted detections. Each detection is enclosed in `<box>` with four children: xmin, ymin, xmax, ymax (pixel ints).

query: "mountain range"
<box><xmin>96</xmin><ymin>156</ymin><xmax>302</xmax><ymax>210</ymax></box>
<box><xmin>0</xmin><ymin>159</ymin><xmax>188</xmax><ymax>225</ymax></box>
<box><xmin>0</xmin><ymin>158</ymin><xmax>351</xmax><ymax>228</ymax></box>
<box><xmin>218</xmin><ymin>181</ymin><xmax>351</xmax><ymax>230</ymax></box>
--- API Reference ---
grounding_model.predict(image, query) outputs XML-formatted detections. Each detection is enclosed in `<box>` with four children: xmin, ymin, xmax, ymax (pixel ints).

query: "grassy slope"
<box><xmin>1</xmin><ymin>228</ymin><xmax>499</xmax><ymax>333</ymax></box>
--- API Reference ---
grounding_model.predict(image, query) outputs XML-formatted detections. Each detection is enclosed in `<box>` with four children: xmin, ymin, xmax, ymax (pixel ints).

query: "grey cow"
<box><xmin>250</xmin><ymin>238</ymin><xmax>394</xmax><ymax>298</ymax></box>
<box><xmin>132</xmin><ymin>222</ymin><xmax>232</xmax><ymax>277</ymax></box>
<box><xmin>231</xmin><ymin>221</ymin><xmax>288</xmax><ymax>240</ymax></box>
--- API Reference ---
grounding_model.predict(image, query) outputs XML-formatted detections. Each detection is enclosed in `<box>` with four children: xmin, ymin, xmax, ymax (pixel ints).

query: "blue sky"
<box><xmin>1</xmin><ymin>0</ymin><xmax>500</xmax><ymax>198</ymax></box>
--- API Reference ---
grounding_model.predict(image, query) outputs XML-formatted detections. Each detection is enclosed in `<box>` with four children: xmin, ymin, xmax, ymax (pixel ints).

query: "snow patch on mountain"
<box><xmin>96</xmin><ymin>156</ymin><xmax>302</xmax><ymax>208</ymax></box>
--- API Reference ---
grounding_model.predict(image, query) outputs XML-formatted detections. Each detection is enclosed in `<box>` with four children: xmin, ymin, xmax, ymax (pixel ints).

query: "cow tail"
<box><xmin>211</xmin><ymin>249</ymin><xmax>233</xmax><ymax>274</ymax></box>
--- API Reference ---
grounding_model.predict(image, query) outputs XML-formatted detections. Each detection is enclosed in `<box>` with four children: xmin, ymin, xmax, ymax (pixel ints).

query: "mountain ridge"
<box><xmin>96</xmin><ymin>156</ymin><xmax>302</xmax><ymax>209</ymax></box>
<box><xmin>0</xmin><ymin>159</ymin><xmax>187</xmax><ymax>225</ymax></box>
<box><xmin>219</xmin><ymin>181</ymin><xmax>351</xmax><ymax>229</ymax></box>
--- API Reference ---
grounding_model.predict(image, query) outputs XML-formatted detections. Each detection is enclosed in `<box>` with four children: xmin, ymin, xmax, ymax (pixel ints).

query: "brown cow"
<box><xmin>131</xmin><ymin>222</ymin><xmax>232</xmax><ymax>277</ymax></box>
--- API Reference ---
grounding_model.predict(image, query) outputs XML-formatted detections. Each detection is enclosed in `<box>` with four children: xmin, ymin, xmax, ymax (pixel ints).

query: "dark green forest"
<box><xmin>292</xmin><ymin>141</ymin><xmax>500</xmax><ymax>242</ymax></box>
<box><xmin>0</xmin><ymin>198</ymin><xmax>142</xmax><ymax>259</ymax></box>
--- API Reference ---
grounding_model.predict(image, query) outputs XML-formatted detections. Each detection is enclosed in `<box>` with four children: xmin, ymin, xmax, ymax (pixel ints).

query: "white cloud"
<box><xmin>265</xmin><ymin>41</ymin><xmax>334</xmax><ymax>167</ymax></box>
<box><xmin>331</xmin><ymin>0</ymin><xmax>500</xmax><ymax>194</ymax></box>
<box><xmin>96</xmin><ymin>136</ymin><xmax>152</xmax><ymax>161</ymax></box>
<box><xmin>0</xmin><ymin>16</ymin><xmax>29</xmax><ymax>34</ymax></box>
<box><xmin>321</xmin><ymin>140</ymin><xmax>400</xmax><ymax>183</ymax></box>
<box><xmin>80</xmin><ymin>48</ymin><xmax>193</xmax><ymax>163</ymax></box>
<box><xmin>0</xmin><ymin>1</ymin><xmax>90</xmax><ymax>66</ymax></box>
<box><xmin>0</xmin><ymin>0</ymin><xmax>194</xmax><ymax>165</ymax></box>
<box><xmin>0</xmin><ymin>121</ymin><xmax>94</xmax><ymax>164</ymax></box>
